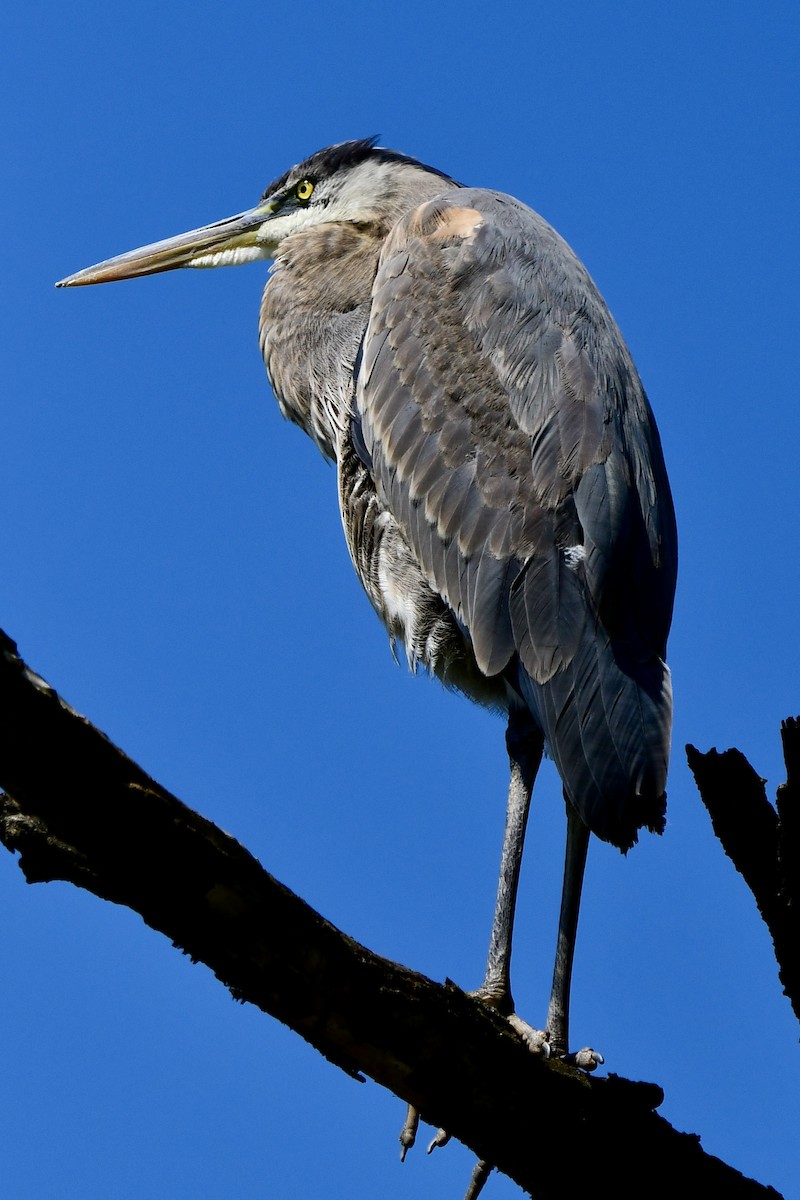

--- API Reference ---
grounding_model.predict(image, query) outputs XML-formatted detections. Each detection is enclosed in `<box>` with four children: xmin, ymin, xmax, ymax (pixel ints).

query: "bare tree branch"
<box><xmin>687</xmin><ymin>731</ymin><xmax>800</xmax><ymax>1022</ymax></box>
<box><xmin>0</xmin><ymin>630</ymin><xmax>782</xmax><ymax>1199</ymax></box>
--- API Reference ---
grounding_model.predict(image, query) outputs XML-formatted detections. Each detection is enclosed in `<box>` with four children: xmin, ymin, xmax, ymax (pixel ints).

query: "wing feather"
<box><xmin>357</xmin><ymin>188</ymin><xmax>676</xmax><ymax>846</ymax></box>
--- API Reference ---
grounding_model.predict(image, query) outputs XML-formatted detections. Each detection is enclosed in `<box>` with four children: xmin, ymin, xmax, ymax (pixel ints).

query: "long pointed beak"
<box><xmin>56</xmin><ymin>202</ymin><xmax>277</xmax><ymax>287</ymax></box>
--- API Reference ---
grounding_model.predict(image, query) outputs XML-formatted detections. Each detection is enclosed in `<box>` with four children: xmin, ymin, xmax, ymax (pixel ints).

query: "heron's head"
<box><xmin>56</xmin><ymin>138</ymin><xmax>458</xmax><ymax>287</ymax></box>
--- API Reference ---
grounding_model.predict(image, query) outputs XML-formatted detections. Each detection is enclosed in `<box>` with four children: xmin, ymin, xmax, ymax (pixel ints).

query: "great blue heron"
<box><xmin>57</xmin><ymin>136</ymin><xmax>676</xmax><ymax>1176</ymax></box>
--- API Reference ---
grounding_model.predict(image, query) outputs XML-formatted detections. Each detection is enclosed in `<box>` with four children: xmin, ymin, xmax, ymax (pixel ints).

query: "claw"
<box><xmin>427</xmin><ymin>1128</ymin><xmax>450</xmax><ymax>1154</ymax></box>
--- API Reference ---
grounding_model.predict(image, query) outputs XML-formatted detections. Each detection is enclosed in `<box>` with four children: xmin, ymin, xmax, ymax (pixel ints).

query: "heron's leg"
<box><xmin>475</xmin><ymin>710</ymin><xmax>544</xmax><ymax>1013</ymax></box>
<box><xmin>427</xmin><ymin>717</ymin><xmax>542</xmax><ymax>1200</ymax></box>
<box><xmin>544</xmin><ymin>800</ymin><xmax>601</xmax><ymax>1069</ymax></box>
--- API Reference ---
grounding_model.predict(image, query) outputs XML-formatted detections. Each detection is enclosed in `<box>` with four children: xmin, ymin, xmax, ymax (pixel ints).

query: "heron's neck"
<box><xmin>259</xmin><ymin>224</ymin><xmax>381</xmax><ymax>458</ymax></box>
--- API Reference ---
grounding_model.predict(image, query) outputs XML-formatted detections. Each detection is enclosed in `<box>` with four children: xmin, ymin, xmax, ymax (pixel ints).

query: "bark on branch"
<box><xmin>687</xmin><ymin>731</ymin><xmax>800</xmax><ymax>1022</ymax></box>
<box><xmin>0</xmin><ymin>630</ymin><xmax>781</xmax><ymax>1199</ymax></box>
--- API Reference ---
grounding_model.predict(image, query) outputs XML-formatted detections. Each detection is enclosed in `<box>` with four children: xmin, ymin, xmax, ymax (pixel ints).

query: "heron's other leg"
<box><xmin>545</xmin><ymin>800</ymin><xmax>602</xmax><ymax>1069</ymax></box>
<box><xmin>399</xmin><ymin>711</ymin><xmax>543</xmax><ymax>1166</ymax></box>
<box><xmin>475</xmin><ymin>708</ymin><xmax>544</xmax><ymax>1016</ymax></box>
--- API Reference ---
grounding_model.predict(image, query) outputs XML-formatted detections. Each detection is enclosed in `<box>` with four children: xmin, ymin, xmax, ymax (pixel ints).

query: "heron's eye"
<box><xmin>294</xmin><ymin>179</ymin><xmax>315</xmax><ymax>202</ymax></box>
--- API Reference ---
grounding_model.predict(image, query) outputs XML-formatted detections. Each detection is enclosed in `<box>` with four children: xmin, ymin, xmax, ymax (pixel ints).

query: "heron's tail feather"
<box><xmin>518</xmin><ymin>636</ymin><xmax>671</xmax><ymax>850</ymax></box>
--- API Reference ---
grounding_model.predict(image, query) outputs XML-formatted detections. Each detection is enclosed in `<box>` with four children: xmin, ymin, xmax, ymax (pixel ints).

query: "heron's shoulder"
<box><xmin>381</xmin><ymin>187</ymin><xmax>574</xmax><ymax>273</ymax></box>
<box><xmin>452</xmin><ymin>187</ymin><xmax>551</xmax><ymax>227</ymax></box>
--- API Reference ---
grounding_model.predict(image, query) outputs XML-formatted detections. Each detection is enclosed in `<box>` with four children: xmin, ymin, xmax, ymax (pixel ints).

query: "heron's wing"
<box><xmin>357</xmin><ymin>189</ymin><xmax>677</xmax><ymax>845</ymax></box>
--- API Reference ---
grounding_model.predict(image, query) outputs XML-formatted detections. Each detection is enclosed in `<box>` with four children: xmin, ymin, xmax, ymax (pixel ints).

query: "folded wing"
<box><xmin>357</xmin><ymin>189</ymin><xmax>677</xmax><ymax>848</ymax></box>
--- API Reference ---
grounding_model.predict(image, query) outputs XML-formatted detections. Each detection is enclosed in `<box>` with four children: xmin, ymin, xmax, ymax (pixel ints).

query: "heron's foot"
<box><xmin>398</xmin><ymin>996</ymin><xmax>602</xmax><ymax>1200</ymax></box>
<box><xmin>399</xmin><ymin>1106</ymin><xmax>451</xmax><ymax>1160</ymax></box>
<box><xmin>471</xmin><ymin>988</ymin><xmax>551</xmax><ymax>1056</ymax></box>
<box><xmin>509</xmin><ymin>1015</ymin><xmax>604</xmax><ymax>1071</ymax></box>
<box><xmin>474</xmin><ymin>993</ymin><xmax>604</xmax><ymax>1071</ymax></box>
<box><xmin>400</xmin><ymin>1106</ymin><xmax>492</xmax><ymax>1200</ymax></box>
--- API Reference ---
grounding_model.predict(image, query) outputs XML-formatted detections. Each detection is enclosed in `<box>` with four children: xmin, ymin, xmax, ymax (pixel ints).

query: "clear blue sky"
<box><xmin>4</xmin><ymin>2</ymin><xmax>799</xmax><ymax>1197</ymax></box>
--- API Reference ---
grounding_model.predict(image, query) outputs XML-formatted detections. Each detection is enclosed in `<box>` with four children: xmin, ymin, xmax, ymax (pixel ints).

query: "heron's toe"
<box><xmin>506</xmin><ymin>1012</ymin><xmax>550</xmax><ymax>1054</ymax></box>
<box><xmin>565</xmin><ymin>1046</ymin><xmax>604</xmax><ymax>1071</ymax></box>
<box><xmin>399</xmin><ymin>1104</ymin><xmax>419</xmax><ymax>1161</ymax></box>
<box><xmin>427</xmin><ymin>1127</ymin><xmax>450</xmax><ymax>1154</ymax></box>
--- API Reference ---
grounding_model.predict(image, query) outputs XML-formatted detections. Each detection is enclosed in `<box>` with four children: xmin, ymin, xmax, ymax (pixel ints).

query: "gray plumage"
<box><xmin>57</xmin><ymin>137</ymin><xmax>677</xmax><ymax>1083</ymax></box>
<box><xmin>255</xmin><ymin>145</ymin><xmax>676</xmax><ymax>851</ymax></box>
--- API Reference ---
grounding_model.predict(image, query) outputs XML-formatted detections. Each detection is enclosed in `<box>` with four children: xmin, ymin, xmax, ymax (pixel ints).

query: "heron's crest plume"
<box><xmin>259</xmin><ymin>137</ymin><xmax>457</xmax><ymax>203</ymax></box>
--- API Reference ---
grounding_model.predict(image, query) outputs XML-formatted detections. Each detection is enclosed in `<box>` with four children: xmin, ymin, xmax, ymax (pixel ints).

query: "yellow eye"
<box><xmin>295</xmin><ymin>179</ymin><xmax>315</xmax><ymax>202</ymax></box>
